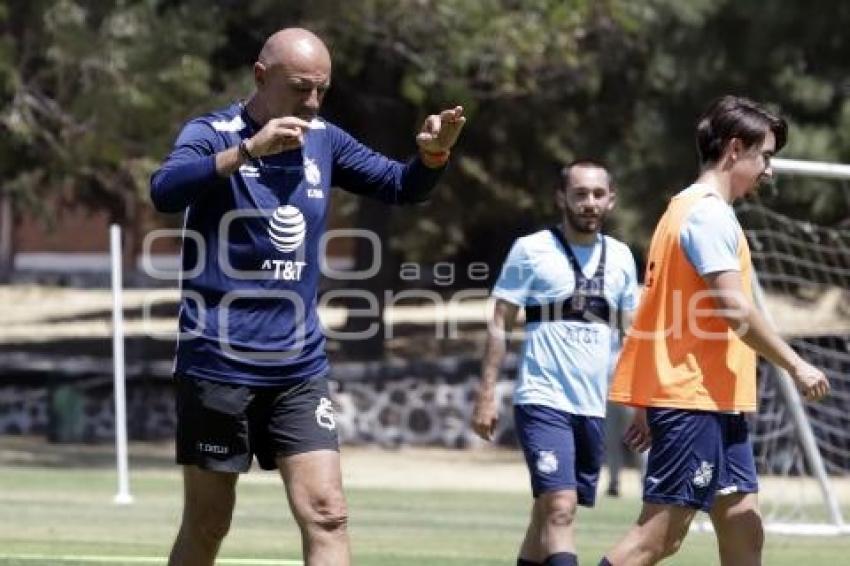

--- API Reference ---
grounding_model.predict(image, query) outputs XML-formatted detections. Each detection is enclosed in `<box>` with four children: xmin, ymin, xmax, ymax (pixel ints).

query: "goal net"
<box><xmin>731</xmin><ymin>158</ymin><xmax>850</xmax><ymax>535</ymax></box>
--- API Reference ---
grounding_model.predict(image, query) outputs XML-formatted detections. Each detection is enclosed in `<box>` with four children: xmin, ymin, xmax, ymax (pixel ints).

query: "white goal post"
<box><xmin>701</xmin><ymin>157</ymin><xmax>850</xmax><ymax>536</ymax></box>
<box><xmin>110</xmin><ymin>224</ymin><xmax>133</xmax><ymax>505</ymax></box>
<box><xmin>772</xmin><ymin>157</ymin><xmax>850</xmax><ymax>180</ymax></box>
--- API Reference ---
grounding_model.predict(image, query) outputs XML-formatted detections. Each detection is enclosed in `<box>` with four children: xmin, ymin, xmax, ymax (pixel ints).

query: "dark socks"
<box><xmin>518</xmin><ymin>552</ymin><xmax>581</xmax><ymax>565</ymax></box>
<box><xmin>598</xmin><ymin>558</ymin><xmax>613</xmax><ymax>566</ymax></box>
<box><xmin>544</xmin><ymin>553</ymin><xmax>578</xmax><ymax>566</ymax></box>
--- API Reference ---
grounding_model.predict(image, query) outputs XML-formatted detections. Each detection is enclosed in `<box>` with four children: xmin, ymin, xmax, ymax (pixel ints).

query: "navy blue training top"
<box><xmin>150</xmin><ymin>102</ymin><xmax>445</xmax><ymax>385</ymax></box>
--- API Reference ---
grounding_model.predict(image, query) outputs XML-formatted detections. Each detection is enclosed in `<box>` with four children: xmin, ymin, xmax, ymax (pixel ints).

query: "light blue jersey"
<box><xmin>678</xmin><ymin>184</ymin><xmax>741</xmax><ymax>276</ymax></box>
<box><xmin>493</xmin><ymin>229</ymin><xmax>639</xmax><ymax>417</ymax></box>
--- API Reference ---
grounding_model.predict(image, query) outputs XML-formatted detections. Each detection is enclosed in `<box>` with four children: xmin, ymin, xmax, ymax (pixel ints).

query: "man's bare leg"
<box><xmin>601</xmin><ymin>502</ymin><xmax>696</xmax><ymax>566</ymax></box>
<box><xmin>710</xmin><ymin>492</ymin><xmax>763</xmax><ymax>566</ymax></box>
<box><xmin>169</xmin><ymin>465</ymin><xmax>238</xmax><ymax>566</ymax></box>
<box><xmin>279</xmin><ymin>450</ymin><xmax>350</xmax><ymax>566</ymax></box>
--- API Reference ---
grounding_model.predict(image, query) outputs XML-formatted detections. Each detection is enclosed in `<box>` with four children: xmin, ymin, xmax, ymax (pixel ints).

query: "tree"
<box><xmin>316</xmin><ymin>0</ymin><xmax>850</xmax><ymax>271</ymax></box>
<box><xmin>0</xmin><ymin>0</ymin><xmax>224</xmax><ymax>278</ymax></box>
<box><xmin>607</xmin><ymin>0</ymin><xmax>850</xmax><ymax>244</ymax></box>
<box><xmin>4</xmin><ymin>0</ymin><xmax>847</xmax><ymax>307</ymax></box>
<box><xmin>208</xmin><ymin>0</ymin><xmax>667</xmax><ymax>356</ymax></box>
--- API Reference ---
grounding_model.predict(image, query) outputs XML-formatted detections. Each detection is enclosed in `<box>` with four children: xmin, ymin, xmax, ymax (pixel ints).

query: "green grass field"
<box><xmin>1</xmin><ymin>461</ymin><xmax>850</xmax><ymax>566</ymax></box>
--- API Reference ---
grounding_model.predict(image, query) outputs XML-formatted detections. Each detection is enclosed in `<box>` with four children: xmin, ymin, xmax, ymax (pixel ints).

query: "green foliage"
<box><xmin>613</xmin><ymin>0</ymin><xmax>850</xmax><ymax>246</ymax></box>
<box><xmin>0</xmin><ymin>0</ymin><xmax>223</xmax><ymax>225</ymax></box>
<box><xmin>2</xmin><ymin>0</ymin><xmax>849</xmax><ymax>267</ymax></box>
<box><xmin>309</xmin><ymin>0</ymin><xmax>850</xmax><ymax>263</ymax></box>
<box><xmin>307</xmin><ymin>0</ymin><xmax>652</xmax><ymax>265</ymax></box>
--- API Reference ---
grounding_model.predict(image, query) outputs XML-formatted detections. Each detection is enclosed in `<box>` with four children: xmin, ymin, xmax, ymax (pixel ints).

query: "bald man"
<box><xmin>151</xmin><ymin>28</ymin><xmax>465</xmax><ymax>566</ymax></box>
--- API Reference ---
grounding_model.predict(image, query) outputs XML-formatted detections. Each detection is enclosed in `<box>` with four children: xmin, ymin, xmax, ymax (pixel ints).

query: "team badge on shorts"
<box><xmin>536</xmin><ymin>450</ymin><xmax>559</xmax><ymax>474</ymax></box>
<box><xmin>693</xmin><ymin>461</ymin><xmax>714</xmax><ymax>488</ymax></box>
<box><xmin>315</xmin><ymin>397</ymin><xmax>336</xmax><ymax>431</ymax></box>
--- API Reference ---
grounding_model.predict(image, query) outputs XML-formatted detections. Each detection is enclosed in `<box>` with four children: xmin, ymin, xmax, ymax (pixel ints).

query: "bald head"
<box><xmin>250</xmin><ymin>28</ymin><xmax>332</xmax><ymax>123</ymax></box>
<box><xmin>258</xmin><ymin>28</ymin><xmax>331</xmax><ymax>73</ymax></box>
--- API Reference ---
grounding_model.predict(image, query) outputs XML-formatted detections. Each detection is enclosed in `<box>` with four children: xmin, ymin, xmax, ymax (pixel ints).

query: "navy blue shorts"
<box><xmin>643</xmin><ymin>408</ymin><xmax>758</xmax><ymax>512</ymax></box>
<box><xmin>175</xmin><ymin>375</ymin><xmax>339</xmax><ymax>472</ymax></box>
<box><xmin>514</xmin><ymin>404</ymin><xmax>604</xmax><ymax>506</ymax></box>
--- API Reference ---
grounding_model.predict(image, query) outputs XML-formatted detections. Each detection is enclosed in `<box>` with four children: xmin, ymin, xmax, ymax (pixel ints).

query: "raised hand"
<box><xmin>416</xmin><ymin>106</ymin><xmax>466</xmax><ymax>154</ymax></box>
<box><xmin>245</xmin><ymin>116</ymin><xmax>312</xmax><ymax>157</ymax></box>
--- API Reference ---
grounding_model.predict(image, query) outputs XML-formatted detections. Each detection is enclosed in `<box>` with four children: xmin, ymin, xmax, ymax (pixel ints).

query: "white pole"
<box><xmin>772</xmin><ymin>157</ymin><xmax>850</xmax><ymax>180</ymax></box>
<box><xmin>110</xmin><ymin>224</ymin><xmax>133</xmax><ymax>505</ymax></box>
<box><xmin>751</xmin><ymin>276</ymin><xmax>843</xmax><ymax>529</ymax></box>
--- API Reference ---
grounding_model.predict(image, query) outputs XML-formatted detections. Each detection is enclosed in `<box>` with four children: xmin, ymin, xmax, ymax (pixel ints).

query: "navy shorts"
<box><xmin>175</xmin><ymin>375</ymin><xmax>339</xmax><ymax>472</ymax></box>
<box><xmin>514</xmin><ymin>404</ymin><xmax>604</xmax><ymax>506</ymax></box>
<box><xmin>643</xmin><ymin>408</ymin><xmax>758</xmax><ymax>512</ymax></box>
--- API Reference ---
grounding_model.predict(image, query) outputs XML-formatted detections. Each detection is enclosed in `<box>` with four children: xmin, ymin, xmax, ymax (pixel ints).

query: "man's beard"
<box><xmin>756</xmin><ymin>174</ymin><xmax>776</xmax><ymax>198</ymax></box>
<box><xmin>744</xmin><ymin>173</ymin><xmax>775</xmax><ymax>200</ymax></box>
<box><xmin>565</xmin><ymin>208</ymin><xmax>606</xmax><ymax>234</ymax></box>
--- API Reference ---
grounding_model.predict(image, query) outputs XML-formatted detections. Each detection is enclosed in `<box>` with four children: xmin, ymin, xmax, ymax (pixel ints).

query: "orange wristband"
<box><xmin>420</xmin><ymin>149</ymin><xmax>450</xmax><ymax>167</ymax></box>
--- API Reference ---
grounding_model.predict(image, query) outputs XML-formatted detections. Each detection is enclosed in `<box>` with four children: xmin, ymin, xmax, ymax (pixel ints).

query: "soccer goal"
<box><xmin>728</xmin><ymin>157</ymin><xmax>850</xmax><ymax>536</ymax></box>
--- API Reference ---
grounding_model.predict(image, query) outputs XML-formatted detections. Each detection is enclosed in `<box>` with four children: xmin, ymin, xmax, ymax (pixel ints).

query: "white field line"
<box><xmin>0</xmin><ymin>554</ymin><xmax>301</xmax><ymax>565</ymax></box>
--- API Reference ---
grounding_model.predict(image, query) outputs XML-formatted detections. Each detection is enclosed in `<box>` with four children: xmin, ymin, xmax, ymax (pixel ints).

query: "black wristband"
<box><xmin>238</xmin><ymin>139</ymin><xmax>255</xmax><ymax>162</ymax></box>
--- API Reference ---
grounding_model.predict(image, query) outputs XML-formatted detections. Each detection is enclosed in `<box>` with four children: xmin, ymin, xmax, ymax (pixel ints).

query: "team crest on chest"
<box><xmin>304</xmin><ymin>156</ymin><xmax>321</xmax><ymax>186</ymax></box>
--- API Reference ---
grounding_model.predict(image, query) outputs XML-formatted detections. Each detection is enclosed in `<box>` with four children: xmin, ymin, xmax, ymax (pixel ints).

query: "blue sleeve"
<box><xmin>329</xmin><ymin>125</ymin><xmax>445</xmax><ymax>205</ymax></box>
<box><xmin>150</xmin><ymin>120</ymin><xmax>223</xmax><ymax>213</ymax></box>
<box><xmin>680</xmin><ymin>197</ymin><xmax>741</xmax><ymax>275</ymax></box>
<box><xmin>491</xmin><ymin>240</ymin><xmax>535</xmax><ymax>306</ymax></box>
<box><xmin>619</xmin><ymin>246</ymin><xmax>640</xmax><ymax>311</ymax></box>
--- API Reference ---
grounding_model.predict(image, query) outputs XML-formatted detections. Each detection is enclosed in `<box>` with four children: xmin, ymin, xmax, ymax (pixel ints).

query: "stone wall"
<box><xmin>0</xmin><ymin>355</ymin><xmax>520</xmax><ymax>447</ymax></box>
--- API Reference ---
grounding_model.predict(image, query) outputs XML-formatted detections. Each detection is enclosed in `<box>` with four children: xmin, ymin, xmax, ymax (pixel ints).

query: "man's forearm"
<box><xmin>150</xmin><ymin>154</ymin><xmax>217</xmax><ymax>213</ymax></box>
<box><xmin>150</xmin><ymin>142</ymin><xmax>251</xmax><ymax>213</ymax></box>
<box><xmin>215</xmin><ymin>144</ymin><xmax>251</xmax><ymax>177</ymax></box>
<box><xmin>479</xmin><ymin>333</ymin><xmax>507</xmax><ymax>394</ymax></box>
<box><xmin>706</xmin><ymin>271</ymin><xmax>804</xmax><ymax>375</ymax></box>
<box><xmin>738</xmin><ymin>306</ymin><xmax>802</xmax><ymax>372</ymax></box>
<box><xmin>395</xmin><ymin>156</ymin><xmax>446</xmax><ymax>204</ymax></box>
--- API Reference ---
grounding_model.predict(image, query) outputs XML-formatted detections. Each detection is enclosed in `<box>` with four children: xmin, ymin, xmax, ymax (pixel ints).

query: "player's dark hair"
<box><xmin>559</xmin><ymin>159</ymin><xmax>614</xmax><ymax>191</ymax></box>
<box><xmin>696</xmin><ymin>96</ymin><xmax>787</xmax><ymax>167</ymax></box>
